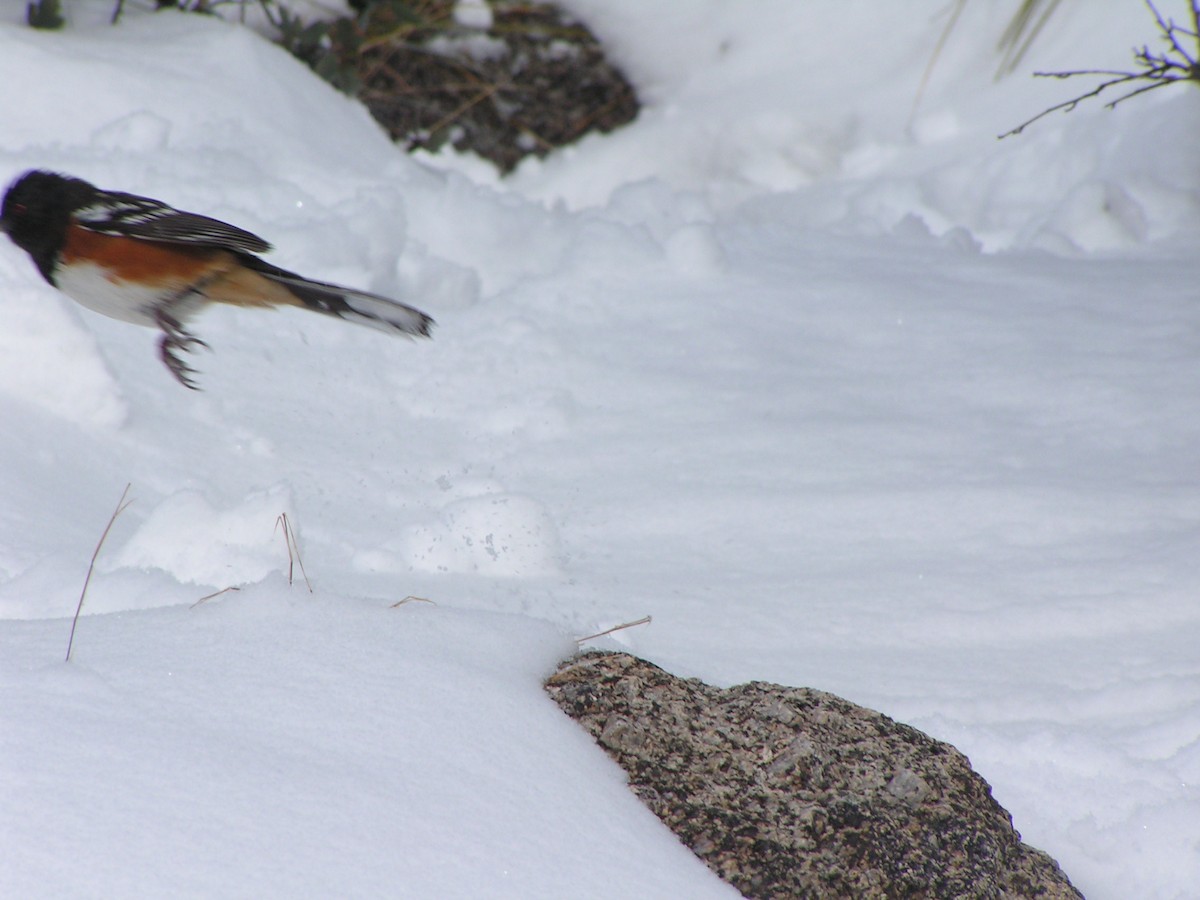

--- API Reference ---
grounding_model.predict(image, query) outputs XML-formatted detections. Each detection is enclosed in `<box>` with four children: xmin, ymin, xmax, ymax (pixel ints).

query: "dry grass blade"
<box><xmin>911</xmin><ymin>0</ymin><xmax>967</xmax><ymax>123</ymax></box>
<box><xmin>390</xmin><ymin>595</ymin><xmax>436</xmax><ymax>608</ymax></box>
<box><xmin>65</xmin><ymin>483</ymin><xmax>133</xmax><ymax>662</ymax></box>
<box><xmin>576</xmin><ymin>615</ymin><xmax>652</xmax><ymax>644</ymax></box>
<box><xmin>912</xmin><ymin>0</ymin><xmax>1065</xmax><ymax>123</ymax></box>
<box><xmin>191</xmin><ymin>586</ymin><xmax>242</xmax><ymax>609</ymax></box>
<box><xmin>275</xmin><ymin>512</ymin><xmax>313</xmax><ymax>592</ymax></box>
<box><xmin>996</xmin><ymin>0</ymin><xmax>1065</xmax><ymax>77</ymax></box>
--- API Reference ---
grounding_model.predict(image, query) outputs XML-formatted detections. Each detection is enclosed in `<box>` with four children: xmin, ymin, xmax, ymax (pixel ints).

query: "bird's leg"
<box><xmin>153</xmin><ymin>306</ymin><xmax>209</xmax><ymax>390</ymax></box>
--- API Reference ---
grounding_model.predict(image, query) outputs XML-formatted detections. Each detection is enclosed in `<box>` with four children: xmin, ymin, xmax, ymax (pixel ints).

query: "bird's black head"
<box><xmin>1</xmin><ymin>170</ymin><xmax>97</xmax><ymax>282</ymax></box>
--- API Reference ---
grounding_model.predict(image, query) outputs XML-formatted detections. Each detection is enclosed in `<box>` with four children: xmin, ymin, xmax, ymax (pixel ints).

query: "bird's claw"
<box><xmin>159</xmin><ymin>335</ymin><xmax>209</xmax><ymax>390</ymax></box>
<box><xmin>155</xmin><ymin>309</ymin><xmax>209</xmax><ymax>390</ymax></box>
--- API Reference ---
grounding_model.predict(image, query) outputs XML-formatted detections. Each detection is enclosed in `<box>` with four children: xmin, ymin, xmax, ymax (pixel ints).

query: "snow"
<box><xmin>0</xmin><ymin>2</ymin><xmax>1197</xmax><ymax>898</ymax></box>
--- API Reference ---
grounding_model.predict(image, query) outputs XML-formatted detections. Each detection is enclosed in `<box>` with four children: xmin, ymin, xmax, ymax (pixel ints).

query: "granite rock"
<box><xmin>545</xmin><ymin>651</ymin><xmax>1083</xmax><ymax>900</ymax></box>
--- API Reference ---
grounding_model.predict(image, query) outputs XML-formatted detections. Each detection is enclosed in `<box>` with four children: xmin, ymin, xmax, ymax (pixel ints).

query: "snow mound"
<box><xmin>110</xmin><ymin>485</ymin><xmax>297</xmax><ymax>588</ymax></box>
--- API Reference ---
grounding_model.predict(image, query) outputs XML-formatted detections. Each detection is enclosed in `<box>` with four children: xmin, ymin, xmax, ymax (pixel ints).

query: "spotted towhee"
<box><xmin>0</xmin><ymin>170</ymin><xmax>434</xmax><ymax>389</ymax></box>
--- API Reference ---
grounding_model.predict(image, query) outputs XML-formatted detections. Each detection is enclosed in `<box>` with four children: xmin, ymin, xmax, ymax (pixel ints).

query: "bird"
<box><xmin>0</xmin><ymin>169</ymin><xmax>434</xmax><ymax>389</ymax></box>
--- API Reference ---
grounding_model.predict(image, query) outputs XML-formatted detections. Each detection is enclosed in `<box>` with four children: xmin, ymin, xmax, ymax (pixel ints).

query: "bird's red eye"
<box><xmin>9</xmin><ymin>203</ymin><xmax>26</xmax><ymax>216</ymax></box>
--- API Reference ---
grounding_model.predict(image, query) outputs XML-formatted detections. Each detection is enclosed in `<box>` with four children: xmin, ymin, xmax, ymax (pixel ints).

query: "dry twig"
<box><xmin>1002</xmin><ymin>0</ymin><xmax>1200</xmax><ymax>137</ymax></box>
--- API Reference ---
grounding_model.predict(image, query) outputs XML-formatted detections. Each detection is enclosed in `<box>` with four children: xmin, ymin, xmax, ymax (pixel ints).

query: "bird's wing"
<box><xmin>74</xmin><ymin>190</ymin><xmax>272</xmax><ymax>255</ymax></box>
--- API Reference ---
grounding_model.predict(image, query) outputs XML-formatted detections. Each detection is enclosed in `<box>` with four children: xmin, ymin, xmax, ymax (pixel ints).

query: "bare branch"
<box><xmin>1103</xmin><ymin>76</ymin><xmax>1182</xmax><ymax>108</ymax></box>
<box><xmin>1001</xmin><ymin>72</ymin><xmax>1144</xmax><ymax>137</ymax></box>
<box><xmin>1033</xmin><ymin>66</ymin><xmax>1156</xmax><ymax>78</ymax></box>
<box><xmin>1146</xmin><ymin>1</ymin><xmax>1195</xmax><ymax>62</ymax></box>
<box><xmin>1002</xmin><ymin>0</ymin><xmax>1200</xmax><ymax>138</ymax></box>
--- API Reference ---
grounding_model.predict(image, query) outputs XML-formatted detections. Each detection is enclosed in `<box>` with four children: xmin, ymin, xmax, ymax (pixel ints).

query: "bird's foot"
<box><xmin>155</xmin><ymin>310</ymin><xmax>210</xmax><ymax>390</ymax></box>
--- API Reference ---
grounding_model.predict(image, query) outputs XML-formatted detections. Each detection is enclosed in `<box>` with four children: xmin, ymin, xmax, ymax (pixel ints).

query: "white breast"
<box><xmin>54</xmin><ymin>262</ymin><xmax>168</xmax><ymax>327</ymax></box>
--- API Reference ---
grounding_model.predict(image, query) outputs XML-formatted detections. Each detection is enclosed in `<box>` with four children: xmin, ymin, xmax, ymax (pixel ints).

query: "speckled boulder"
<box><xmin>546</xmin><ymin>651</ymin><xmax>1083</xmax><ymax>900</ymax></box>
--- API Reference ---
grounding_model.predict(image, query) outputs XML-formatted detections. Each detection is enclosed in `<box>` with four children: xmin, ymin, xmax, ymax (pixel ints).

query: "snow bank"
<box><xmin>0</xmin><ymin>2</ymin><xmax>1197</xmax><ymax>898</ymax></box>
<box><xmin>0</xmin><ymin>586</ymin><xmax>734</xmax><ymax>898</ymax></box>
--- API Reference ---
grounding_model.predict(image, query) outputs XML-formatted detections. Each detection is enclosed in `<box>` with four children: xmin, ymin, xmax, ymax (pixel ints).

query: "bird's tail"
<box><xmin>245</xmin><ymin>257</ymin><xmax>434</xmax><ymax>338</ymax></box>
